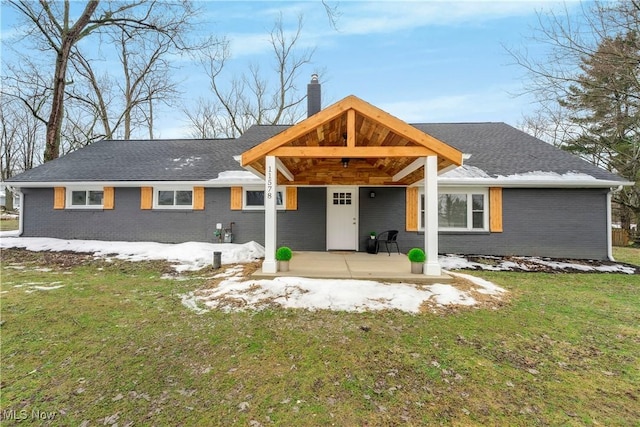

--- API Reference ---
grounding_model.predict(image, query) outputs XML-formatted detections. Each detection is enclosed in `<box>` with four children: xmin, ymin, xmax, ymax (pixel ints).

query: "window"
<box><xmin>332</xmin><ymin>192</ymin><xmax>352</xmax><ymax>205</ymax></box>
<box><xmin>419</xmin><ymin>188</ymin><xmax>488</xmax><ymax>231</ymax></box>
<box><xmin>67</xmin><ymin>189</ymin><xmax>104</xmax><ymax>208</ymax></box>
<box><xmin>154</xmin><ymin>188</ymin><xmax>193</xmax><ymax>209</ymax></box>
<box><xmin>243</xmin><ymin>188</ymin><xmax>284</xmax><ymax>210</ymax></box>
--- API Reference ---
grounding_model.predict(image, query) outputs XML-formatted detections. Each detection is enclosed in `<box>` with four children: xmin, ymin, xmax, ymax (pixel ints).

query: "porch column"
<box><xmin>262</xmin><ymin>155</ymin><xmax>278</xmax><ymax>273</ymax></box>
<box><xmin>424</xmin><ymin>155</ymin><xmax>441</xmax><ymax>276</ymax></box>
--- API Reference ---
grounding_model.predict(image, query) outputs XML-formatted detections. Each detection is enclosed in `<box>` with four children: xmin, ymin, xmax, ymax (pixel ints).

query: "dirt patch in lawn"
<box><xmin>454</xmin><ymin>254</ymin><xmax>640</xmax><ymax>274</ymax></box>
<box><xmin>0</xmin><ymin>247</ymin><xmax>176</xmax><ymax>275</ymax></box>
<box><xmin>1</xmin><ymin>247</ymin><xmax>96</xmax><ymax>269</ymax></box>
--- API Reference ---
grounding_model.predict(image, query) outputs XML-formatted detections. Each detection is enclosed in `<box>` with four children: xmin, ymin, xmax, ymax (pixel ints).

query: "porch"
<box><xmin>251</xmin><ymin>251</ymin><xmax>452</xmax><ymax>283</ymax></box>
<box><xmin>240</xmin><ymin>95</ymin><xmax>464</xmax><ymax>277</ymax></box>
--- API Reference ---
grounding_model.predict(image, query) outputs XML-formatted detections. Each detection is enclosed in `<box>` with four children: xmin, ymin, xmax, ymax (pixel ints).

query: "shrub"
<box><xmin>276</xmin><ymin>246</ymin><xmax>293</xmax><ymax>261</ymax></box>
<box><xmin>407</xmin><ymin>248</ymin><xmax>426</xmax><ymax>263</ymax></box>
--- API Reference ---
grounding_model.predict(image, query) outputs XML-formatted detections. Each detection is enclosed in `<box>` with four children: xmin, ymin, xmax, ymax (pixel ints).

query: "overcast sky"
<box><xmin>1</xmin><ymin>1</ymin><xmax>577</xmax><ymax>139</ymax></box>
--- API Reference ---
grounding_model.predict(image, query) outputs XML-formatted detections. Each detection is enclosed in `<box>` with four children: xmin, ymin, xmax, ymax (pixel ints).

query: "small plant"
<box><xmin>276</xmin><ymin>246</ymin><xmax>292</xmax><ymax>261</ymax></box>
<box><xmin>407</xmin><ymin>248</ymin><xmax>426</xmax><ymax>263</ymax></box>
<box><xmin>370</xmin><ymin>231</ymin><xmax>376</xmax><ymax>238</ymax></box>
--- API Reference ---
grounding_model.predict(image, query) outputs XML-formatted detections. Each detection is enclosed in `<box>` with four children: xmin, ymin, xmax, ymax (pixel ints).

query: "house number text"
<box><xmin>266</xmin><ymin>165</ymin><xmax>273</xmax><ymax>200</ymax></box>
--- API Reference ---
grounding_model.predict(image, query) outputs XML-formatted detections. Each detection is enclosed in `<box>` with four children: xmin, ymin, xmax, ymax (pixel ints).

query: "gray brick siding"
<box><xmin>20</xmin><ymin>187</ymin><xmax>326</xmax><ymax>248</ymax></box>
<box><xmin>359</xmin><ymin>187</ymin><xmax>609</xmax><ymax>260</ymax></box>
<box><xmin>20</xmin><ymin>186</ymin><xmax>609</xmax><ymax>259</ymax></box>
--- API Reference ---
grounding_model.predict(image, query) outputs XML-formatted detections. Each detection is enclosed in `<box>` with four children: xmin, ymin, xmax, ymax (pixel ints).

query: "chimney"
<box><xmin>307</xmin><ymin>74</ymin><xmax>321</xmax><ymax>117</ymax></box>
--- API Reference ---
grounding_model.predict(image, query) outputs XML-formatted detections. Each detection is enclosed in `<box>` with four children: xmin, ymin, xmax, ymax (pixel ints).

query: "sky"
<box><xmin>0</xmin><ymin>1</ymin><xmax>576</xmax><ymax>139</ymax></box>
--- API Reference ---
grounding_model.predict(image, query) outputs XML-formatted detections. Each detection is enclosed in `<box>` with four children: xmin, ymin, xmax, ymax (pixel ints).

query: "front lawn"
<box><xmin>1</xmin><ymin>249</ymin><xmax>638</xmax><ymax>426</ymax></box>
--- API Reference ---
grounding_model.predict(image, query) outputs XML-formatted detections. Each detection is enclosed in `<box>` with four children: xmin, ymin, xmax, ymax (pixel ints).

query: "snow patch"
<box><xmin>209</xmin><ymin>170</ymin><xmax>263</xmax><ymax>183</ymax></box>
<box><xmin>32</xmin><ymin>284</ymin><xmax>64</xmax><ymax>291</ymax></box>
<box><xmin>168</xmin><ymin>156</ymin><xmax>202</xmax><ymax>170</ymax></box>
<box><xmin>183</xmin><ymin>272</ymin><xmax>505</xmax><ymax>314</ymax></box>
<box><xmin>0</xmin><ymin>236</ymin><xmax>264</xmax><ymax>272</ymax></box>
<box><xmin>440</xmin><ymin>165</ymin><xmax>492</xmax><ymax>179</ymax></box>
<box><xmin>439</xmin><ymin>254</ymin><xmax>636</xmax><ymax>274</ymax></box>
<box><xmin>495</xmin><ymin>171</ymin><xmax>597</xmax><ymax>181</ymax></box>
<box><xmin>449</xmin><ymin>272</ymin><xmax>506</xmax><ymax>295</ymax></box>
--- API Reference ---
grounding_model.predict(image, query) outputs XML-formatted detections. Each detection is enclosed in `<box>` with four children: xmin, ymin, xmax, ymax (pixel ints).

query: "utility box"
<box><xmin>213</xmin><ymin>251</ymin><xmax>221</xmax><ymax>269</ymax></box>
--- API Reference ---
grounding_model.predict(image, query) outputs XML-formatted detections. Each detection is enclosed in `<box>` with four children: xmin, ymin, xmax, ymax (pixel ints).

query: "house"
<box><xmin>6</xmin><ymin>77</ymin><xmax>631</xmax><ymax>275</ymax></box>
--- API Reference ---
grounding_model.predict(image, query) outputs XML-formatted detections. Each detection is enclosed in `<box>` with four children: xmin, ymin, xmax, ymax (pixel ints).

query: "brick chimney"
<box><xmin>307</xmin><ymin>74</ymin><xmax>321</xmax><ymax>117</ymax></box>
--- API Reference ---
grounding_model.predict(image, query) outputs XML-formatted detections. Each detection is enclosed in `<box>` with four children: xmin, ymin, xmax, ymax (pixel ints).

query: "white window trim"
<box><xmin>419</xmin><ymin>187</ymin><xmax>489</xmax><ymax>231</ymax></box>
<box><xmin>242</xmin><ymin>186</ymin><xmax>286</xmax><ymax>210</ymax></box>
<box><xmin>152</xmin><ymin>186</ymin><xmax>194</xmax><ymax>210</ymax></box>
<box><xmin>66</xmin><ymin>187</ymin><xmax>104</xmax><ymax>209</ymax></box>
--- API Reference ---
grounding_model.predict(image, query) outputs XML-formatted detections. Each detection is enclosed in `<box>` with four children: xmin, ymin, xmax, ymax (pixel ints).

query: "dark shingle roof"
<box><xmin>8</xmin><ymin>138</ymin><xmax>254</xmax><ymax>182</ymax></box>
<box><xmin>7</xmin><ymin>122</ymin><xmax>626</xmax><ymax>184</ymax></box>
<box><xmin>412</xmin><ymin>122</ymin><xmax>624</xmax><ymax>181</ymax></box>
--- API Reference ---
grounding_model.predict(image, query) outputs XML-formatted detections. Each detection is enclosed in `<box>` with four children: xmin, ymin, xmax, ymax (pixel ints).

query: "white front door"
<box><xmin>327</xmin><ymin>186</ymin><xmax>358</xmax><ymax>250</ymax></box>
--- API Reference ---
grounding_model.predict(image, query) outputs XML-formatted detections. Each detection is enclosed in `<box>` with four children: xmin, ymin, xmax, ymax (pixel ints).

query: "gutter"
<box><xmin>7</xmin><ymin>178</ymin><xmax>635</xmax><ymax>190</ymax></box>
<box><xmin>4</xmin><ymin>179</ymin><xmax>264</xmax><ymax>189</ymax></box>
<box><xmin>438</xmin><ymin>178</ymin><xmax>634</xmax><ymax>189</ymax></box>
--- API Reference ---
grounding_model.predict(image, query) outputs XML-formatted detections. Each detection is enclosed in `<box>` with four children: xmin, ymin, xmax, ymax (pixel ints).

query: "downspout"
<box><xmin>18</xmin><ymin>190</ymin><xmax>24</xmax><ymax>236</ymax></box>
<box><xmin>607</xmin><ymin>185</ymin><xmax>623</xmax><ymax>262</ymax></box>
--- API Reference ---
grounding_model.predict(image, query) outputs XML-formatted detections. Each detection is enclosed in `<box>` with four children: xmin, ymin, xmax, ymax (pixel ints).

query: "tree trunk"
<box><xmin>43</xmin><ymin>0</ymin><xmax>100</xmax><ymax>162</ymax></box>
<box><xmin>44</xmin><ymin>45</ymin><xmax>71</xmax><ymax>162</ymax></box>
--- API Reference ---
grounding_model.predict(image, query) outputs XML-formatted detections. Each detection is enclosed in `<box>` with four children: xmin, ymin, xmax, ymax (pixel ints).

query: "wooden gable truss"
<box><xmin>241</xmin><ymin>96</ymin><xmax>463</xmax><ymax>186</ymax></box>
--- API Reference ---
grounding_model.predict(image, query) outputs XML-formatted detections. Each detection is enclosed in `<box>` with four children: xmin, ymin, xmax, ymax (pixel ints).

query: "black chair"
<box><xmin>375</xmin><ymin>230</ymin><xmax>400</xmax><ymax>255</ymax></box>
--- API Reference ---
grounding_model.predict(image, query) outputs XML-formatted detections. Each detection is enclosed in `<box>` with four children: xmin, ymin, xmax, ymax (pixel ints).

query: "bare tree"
<box><xmin>1</xmin><ymin>59</ymin><xmax>52</xmax><ymax>130</ymax></box>
<box><xmin>1</xmin><ymin>95</ymin><xmax>44</xmax><ymax>179</ymax></box>
<box><xmin>516</xmin><ymin>105</ymin><xmax>578</xmax><ymax>148</ymax></box>
<box><xmin>66</xmin><ymin>49</ymin><xmax>116</xmax><ymax>140</ymax></box>
<box><xmin>6</xmin><ymin>0</ymin><xmax>198</xmax><ymax>161</ymax></box>
<box><xmin>59</xmin><ymin>101</ymin><xmax>103</xmax><ymax>155</ymax></box>
<box><xmin>182</xmin><ymin>98</ymin><xmax>233</xmax><ymax>139</ymax></box>
<box><xmin>188</xmin><ymin>14</ymin><xmax>317</xmax><ymax>138</ymax></box>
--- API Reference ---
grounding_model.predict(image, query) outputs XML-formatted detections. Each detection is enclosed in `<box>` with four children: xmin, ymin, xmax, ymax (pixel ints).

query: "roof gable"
<box><xmin>240</xmin><ymin>95</ymin><xmax>463</xmax><ymax>185</ymax></box>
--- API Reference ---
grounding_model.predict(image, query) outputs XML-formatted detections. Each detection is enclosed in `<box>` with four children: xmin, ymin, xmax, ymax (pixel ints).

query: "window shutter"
<box><xmin>230</xmin><ymin>187</ymin><xmax>242</xmax><ymax>210</ymax></box>
<box><xmin>54</xmin><ymin>187</ymin><xmax>66</xmax><ymax>209</ymax></box>
<box><xmin>489</xmin><ymin>187</ymin><xmax>503</xmax><ymax>232</ymax></box>
<box><xmin>103</xmin><ymin>187</ymin><xmax>115</xmax><ymax>210</ymax></box>
<box><xmin>193</xmin><ymin>187</ymin><xmax>205</xmax><ymax>210</ymax></box>
<box><xmin>286</xmin><ymin>187</ymin><xmax>298</xmax><ymax>210</ymax></box>
<box><xmin>405</xmin><ymin>187</ymin><xmax>418</xmax><ymax>231</ymax></box>
<box><xmin>140</xmin><ymin>187</ymin><xmax>153</xmax><ymax>210</ymax></box>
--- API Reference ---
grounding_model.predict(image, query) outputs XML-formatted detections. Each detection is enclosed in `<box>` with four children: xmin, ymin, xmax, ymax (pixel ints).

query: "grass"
<box><xmin>1</xmin><ymin>248</ymin><xmax>638</xmax><ymax>425</ymax></box>
<box><xmin>0</xmin><ymin>219</ymin><xmax>18</xmax><ymax>231</ymax></box>
<box><xmin>613</xmin><ymin>245</ymin><xmax>640</xmax><ymax>266</ymax></box>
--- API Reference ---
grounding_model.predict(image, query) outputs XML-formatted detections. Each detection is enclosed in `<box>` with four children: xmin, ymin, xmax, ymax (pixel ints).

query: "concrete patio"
<box><xmin>251</xmin><ymin>251</ymin><xmax>452</xmax><ymax>283</ymax></box>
